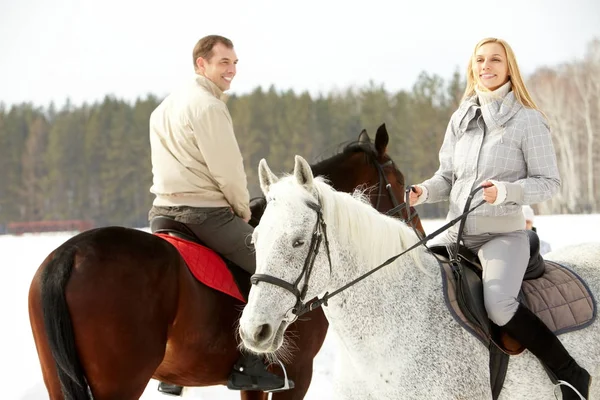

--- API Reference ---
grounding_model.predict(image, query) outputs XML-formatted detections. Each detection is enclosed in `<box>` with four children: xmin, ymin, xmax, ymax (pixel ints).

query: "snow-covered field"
<box><xmin>3</xmin><ymin>215</ymin><xmax>599</xmax><ymax>399</ymax></box>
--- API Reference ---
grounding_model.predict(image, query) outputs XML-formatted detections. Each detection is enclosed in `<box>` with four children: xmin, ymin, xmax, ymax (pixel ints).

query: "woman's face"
<box><xmin>473</xmin><ymin>42</ymin><xmax>510</xmax><ymax>91</ymax></box>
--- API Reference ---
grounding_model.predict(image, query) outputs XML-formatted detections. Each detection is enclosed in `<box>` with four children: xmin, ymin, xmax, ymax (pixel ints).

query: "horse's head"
<box><xmin>239</xmin><ymin>156</ymin><xmax>334</xmax><ymax>354</ymax></box>
<box><xmin>312</xmin><ymin>123</ymin><xmax>405</xmax><ymax>215</ymax></box>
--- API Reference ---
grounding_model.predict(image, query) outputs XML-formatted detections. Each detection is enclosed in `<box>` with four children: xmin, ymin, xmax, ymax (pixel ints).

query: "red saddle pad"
<box><xmin>155</xmin><ymin>233</ymin><xmax>245</xmax><ymax>302</ymax></box>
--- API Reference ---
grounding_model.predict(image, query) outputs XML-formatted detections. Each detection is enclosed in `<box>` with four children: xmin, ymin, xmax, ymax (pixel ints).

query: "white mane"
<box><xmin>268</xmin><ymin>175</ymin><xmax>426</xmax><ymax>277</ymax></box>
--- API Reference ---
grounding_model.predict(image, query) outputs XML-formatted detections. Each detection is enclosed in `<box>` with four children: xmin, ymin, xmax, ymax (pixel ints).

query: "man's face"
<box><xmin>197</xmin><ymin>43</ymin><xmax>238</xmax><ymax>91</ymax></box>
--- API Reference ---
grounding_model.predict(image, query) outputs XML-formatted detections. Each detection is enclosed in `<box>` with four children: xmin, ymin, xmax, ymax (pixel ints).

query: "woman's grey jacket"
<box><xmin>419</xmin><ymin>91</ymin><xmax>560</xmax><ymax>235</ymax></box>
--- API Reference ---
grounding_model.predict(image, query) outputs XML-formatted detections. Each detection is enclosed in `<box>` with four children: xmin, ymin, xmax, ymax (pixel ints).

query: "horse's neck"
<box><xmin>324</xmin><ymin>250</ymin><xmax>440</xmax><ymax>343</ymax></box>
<box><xmin>311</xmin><ymin>162</ymin><xmax>344</xmax><ymax>186</ymax></box>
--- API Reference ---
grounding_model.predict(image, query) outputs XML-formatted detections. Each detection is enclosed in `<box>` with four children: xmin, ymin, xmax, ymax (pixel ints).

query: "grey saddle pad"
<box><xmin>441</xmin><ymin>259</ymin><xmax>596</xmax><ymax>343</ymax></box>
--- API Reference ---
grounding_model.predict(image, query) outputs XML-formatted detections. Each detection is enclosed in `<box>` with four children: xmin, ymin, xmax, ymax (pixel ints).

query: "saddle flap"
<box><xmin>455</xmin><ymin>261</ymin><xmax>490</xmax><ymax>338</ymax></box>
<box><xmin>431</xmin><ymin>245</ymin><xmax>492</xmax><ymax>346</ymax></box>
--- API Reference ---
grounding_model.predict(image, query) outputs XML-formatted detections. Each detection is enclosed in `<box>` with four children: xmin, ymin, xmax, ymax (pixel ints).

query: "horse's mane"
<box><xmin>250</xmin><ymin>141</ymin><xmax>387</xmax><ymax>226</ymax></box>
<box><xmin>274</xmin><ymin>176</ymin><xmax>425</xmax><ymax>278</ymax></box>
<box><xmin>310</xmin><ymin>141</ymin><xmax>379</xmax><ymax>175</ymax></box>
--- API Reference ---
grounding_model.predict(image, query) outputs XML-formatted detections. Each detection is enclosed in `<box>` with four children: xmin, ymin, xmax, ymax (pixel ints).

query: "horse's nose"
<box><xmin>253</xmin><ymin>323</ymin><xmax>272</xmax><ymax>343</ymax></box>
<box><xmin>241</xmin><ymin>323</ymin><xmax>272</xmax><ymax>344</ymax></box>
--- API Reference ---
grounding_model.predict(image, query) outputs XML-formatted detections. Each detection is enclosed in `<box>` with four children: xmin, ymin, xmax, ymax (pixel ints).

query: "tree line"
<box><xmin>1</xmin><ymin>40</ymin><xmax>598</xmax><ymax>230</ymax></box>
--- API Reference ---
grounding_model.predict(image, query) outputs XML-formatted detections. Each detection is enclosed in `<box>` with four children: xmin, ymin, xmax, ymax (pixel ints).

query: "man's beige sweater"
<box><xmin>149</xmin><ymin>75</ymin><xmax>251</xmax><ymax>221</ymax></box>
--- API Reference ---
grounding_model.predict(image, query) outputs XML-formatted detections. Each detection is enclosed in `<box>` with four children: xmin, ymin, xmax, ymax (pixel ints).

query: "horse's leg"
<box><xmin>271</xmin><ymin>308</ymin><xmax>329</xmax><ymax>400</ymax></box>
<box><xmin>29</xmin><ymin>255</ymin><xmax>64</xmax><ymax>399</ymax></box>
<box><xmin>241</xmin><ymin>391</ymin><xmax>268</xmax><ymax>400</ymax></box>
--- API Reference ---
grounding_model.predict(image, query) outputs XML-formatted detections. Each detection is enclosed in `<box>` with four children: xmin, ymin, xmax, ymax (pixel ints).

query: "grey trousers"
<box><xmin>149</xmin><ymin>206</ymin><xmax>256</xmax><ymax>274</ymax></box>
<box><xmin>437</xmin><ymin>230</ymin><xmax>530</xmax><ymax>326</ymax></box>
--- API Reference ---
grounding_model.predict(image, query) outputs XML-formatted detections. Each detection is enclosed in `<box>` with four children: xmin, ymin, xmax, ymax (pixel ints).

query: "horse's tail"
<box><xmin>40</xmin><ymin>245</ymin><xmax>91</xmax><ymax>400</ymax></box>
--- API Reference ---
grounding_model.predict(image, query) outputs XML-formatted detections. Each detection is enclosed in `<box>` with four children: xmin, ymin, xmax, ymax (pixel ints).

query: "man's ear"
<box><xmin>195</xmin><ymin>57</ymin><xmax>205</xmax><ymax>73</ymax></box>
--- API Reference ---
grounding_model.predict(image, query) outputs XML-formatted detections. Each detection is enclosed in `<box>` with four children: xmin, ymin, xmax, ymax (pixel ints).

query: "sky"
<box><xmin>1</xmin><ymin>0</ymin><xmax>599</xmax><ymax>108</ymax></box>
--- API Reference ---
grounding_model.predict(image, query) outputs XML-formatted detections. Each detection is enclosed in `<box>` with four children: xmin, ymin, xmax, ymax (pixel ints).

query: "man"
<box><xmin>148</xmin><ymin>35</ymin><xmax>288</xmax><ymax>395</ymax></box>
<box><xmin>522</xmin><ymin>205</ymin><xmax>552</xmax><ymax>255</ymax></box>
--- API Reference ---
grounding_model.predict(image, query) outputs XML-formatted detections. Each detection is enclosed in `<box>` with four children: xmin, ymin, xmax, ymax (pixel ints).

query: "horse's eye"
<box><xmin>293</xmin><ymin>239</ymin><xmax>305</xmax><ymax>248</ymax></box>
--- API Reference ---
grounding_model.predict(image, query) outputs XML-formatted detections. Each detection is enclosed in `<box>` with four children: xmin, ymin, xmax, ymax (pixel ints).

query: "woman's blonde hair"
<box><xmin>462</xmin><ymin>37</ymin><xmax>539</xmax><ymax>110</ymax></box>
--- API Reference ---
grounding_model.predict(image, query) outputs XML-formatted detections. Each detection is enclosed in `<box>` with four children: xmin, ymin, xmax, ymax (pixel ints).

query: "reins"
<box><xmin>292</xmin><ymin>185</ymin><xmax>487</xmax><ymax>317</ymax></box>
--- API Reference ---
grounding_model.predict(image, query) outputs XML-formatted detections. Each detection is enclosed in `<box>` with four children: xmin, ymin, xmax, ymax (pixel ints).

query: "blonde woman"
<box><xmin>410</xmin><ymin>38</ymin><xmax>590</xmax><ymax>399</ymax></box>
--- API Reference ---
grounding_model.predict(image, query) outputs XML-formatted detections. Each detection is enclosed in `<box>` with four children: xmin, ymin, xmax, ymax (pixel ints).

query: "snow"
<box><xmin>2</xmin><ymin>214</ymin><xmax>599</xmax><ymax>399</ymax></box>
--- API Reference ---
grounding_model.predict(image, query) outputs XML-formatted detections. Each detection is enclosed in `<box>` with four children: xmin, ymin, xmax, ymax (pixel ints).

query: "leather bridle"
<box><xmin>374</xmin><ymin>159</ymin><xmax>421</xmax><ymax>238</ymax></box>
<box><xmin>250</xmin><ymin>200</ymin><xmax>332</xmax><ymax>321</ymax></box>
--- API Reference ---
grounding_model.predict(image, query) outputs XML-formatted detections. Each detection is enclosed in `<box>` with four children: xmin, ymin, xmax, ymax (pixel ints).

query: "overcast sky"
<box><xmin>1</xmin><ymin>0</ymin><xmax>599</xmax><ymax>107</ymax></box>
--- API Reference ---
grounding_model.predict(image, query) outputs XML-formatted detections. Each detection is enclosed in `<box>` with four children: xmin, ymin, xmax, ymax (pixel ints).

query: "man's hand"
<box><xmin>231</xmin><ymin>206</ymin><xmax>251</xmax><ymax>223</ymax></box>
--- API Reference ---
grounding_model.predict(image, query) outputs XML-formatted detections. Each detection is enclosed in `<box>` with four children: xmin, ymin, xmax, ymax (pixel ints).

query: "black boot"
<box><xmin>503</xmin><ymin>305</ymin><xmax>591</xmax><ymax>400</ymax></box>
<box><xmin>157</xmin><ymin>382</ymin><xmax>183</xmax><ymax>396</ymax></box>
<box><xmin>227</xmin><ymin>353</ymin><xmax>294</xmax><ymax>391</ymax></box>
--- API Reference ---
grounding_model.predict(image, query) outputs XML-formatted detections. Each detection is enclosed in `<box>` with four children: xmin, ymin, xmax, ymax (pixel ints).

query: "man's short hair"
<box><xmin>192</xmin><ymin>35</ymin><xmax>234</xmax><ymax>68</ymax></box>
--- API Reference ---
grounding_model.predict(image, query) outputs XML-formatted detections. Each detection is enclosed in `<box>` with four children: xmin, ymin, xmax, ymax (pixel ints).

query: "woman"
<box><xmin>409</xmin><ymin>37</ymin><xmax>590</xmax><ymax>399</ymax></box>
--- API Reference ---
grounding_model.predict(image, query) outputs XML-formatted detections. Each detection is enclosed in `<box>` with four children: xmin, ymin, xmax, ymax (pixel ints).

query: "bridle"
<box><xmin>250</xmin><ymin>200</ymin><xmax>333</xmax><ymax>321</ymax></box>
<box><xmin>374</xmin><ymin>159</ymin><xmax>421</xmax><ymax>238</ymax></box>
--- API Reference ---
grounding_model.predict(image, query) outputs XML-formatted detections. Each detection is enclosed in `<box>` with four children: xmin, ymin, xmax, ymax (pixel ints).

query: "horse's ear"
<box><xmin>358</xmin><ymin>129</ymin><xmax>371</xmax><ymax>143</ymax></box>
<box><xmin>258</xmin><ymin>158</ymin><xmax>278</xmax><ymax>195</ymax></box>
<box><xmin>375</xmin><ymin>123</ymin><xmax>389</xmax><ymax>156</ymax></box>
<box><xmin>293</xmin><ymin>155</ymin><xmax>314</xmax><ymax>190</ymax></box>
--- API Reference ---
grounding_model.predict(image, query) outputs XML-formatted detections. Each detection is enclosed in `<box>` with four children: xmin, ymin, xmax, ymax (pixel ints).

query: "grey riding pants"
<box><xmin>149</xmin><ymin>206</ymin><xmax>256</xmax><ymax>274</ymax></box>
<box><xmin>436</xmin><ymin>230</ymin><xmax>530</xmax><ymax>326</ymax></box>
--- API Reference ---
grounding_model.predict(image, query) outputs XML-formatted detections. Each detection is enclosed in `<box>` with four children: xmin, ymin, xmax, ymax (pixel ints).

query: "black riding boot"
<box><xmin>503</xmin><ymin>305</ymin><xmax>591</xmax><ymax>400</ymax></box>
<box><xmin>157</xmin><ymin>382</ymin><xmax>183</xmax><ymax>396</ymax></box>
<box><xmin>227</xmin><ymin>352</ymin><xmax>294</xmax><ymax>391</ymax></box>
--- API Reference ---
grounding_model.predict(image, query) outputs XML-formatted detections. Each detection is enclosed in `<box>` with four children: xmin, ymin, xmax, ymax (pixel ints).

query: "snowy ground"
<box><xmin>3</xmin><ymin>214</ymin><xmax>599</xmax><ymax>399</ymax></box>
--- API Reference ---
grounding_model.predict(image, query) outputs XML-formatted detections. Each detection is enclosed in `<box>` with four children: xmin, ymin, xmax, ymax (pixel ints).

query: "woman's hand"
<box><xmin>481</xmin><ymin>181</ymin><xmax>498</xmax><ymax>204</ymax></box>
<box><xmin>409</xmin><ymin>186</ymin><xmax>422</xmax><ymax>206</ymax></box>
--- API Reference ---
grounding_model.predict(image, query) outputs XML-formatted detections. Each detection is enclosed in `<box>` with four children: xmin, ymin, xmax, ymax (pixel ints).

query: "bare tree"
<box><xmin>571</xmin><ymin>59</ymin><xmax>596</xmax><ymax>211</ymax></box>
<box><xmin>529</xmin><ymin>39</ymin><xmax>600</xmax><ymax>214</ymax></box>
<box><xmin>530</xmin><ymin>68</ymin><xmax>580</xmax><ymax>213</ymax></box>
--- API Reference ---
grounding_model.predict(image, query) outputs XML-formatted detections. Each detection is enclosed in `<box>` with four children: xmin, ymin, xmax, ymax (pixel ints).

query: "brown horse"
<box><xmin>28</xmin><ymin>124</ymin><xmax>424</xmax><ymax>400</ymax></box>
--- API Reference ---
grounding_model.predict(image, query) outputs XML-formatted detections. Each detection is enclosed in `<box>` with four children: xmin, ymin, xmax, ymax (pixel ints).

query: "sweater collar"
<box><xmin>475</xmin><ymin>81</ymin><xmax>512</xmax><ymax>106</ymax></box>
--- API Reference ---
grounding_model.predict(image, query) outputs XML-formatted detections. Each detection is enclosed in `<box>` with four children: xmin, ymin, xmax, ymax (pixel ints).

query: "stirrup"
<box><xmin>157</xmin><ymin>382</ymin><xmax>184</xmax><ymax>397</ymax></box>
<box><xmin>264</xmin><ymin>359</ymin><xmax>293</xmax><ymax>393</ymax></box>
<box><xmin>553</xmin><ymin>380</ymin><xmax>587</xmax><ymax>400</ymax></box>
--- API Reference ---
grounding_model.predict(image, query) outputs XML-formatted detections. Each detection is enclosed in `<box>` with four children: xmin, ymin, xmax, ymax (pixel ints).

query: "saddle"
<box><xmin>430</xmin><ymin>230</ymin><xmax>597</xmax><ymax>400</ymax></box>
<box><xmin>150</xmin><ymin>216</ymin><xmax>252</xmax><ymax>299</ymax></box>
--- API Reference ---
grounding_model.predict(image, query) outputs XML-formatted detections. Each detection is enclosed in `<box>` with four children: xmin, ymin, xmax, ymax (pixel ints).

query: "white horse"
<box><xmin>238</xmin><ymin>155</ymin><xmax>599</xmax><ymax>400</ymax></box>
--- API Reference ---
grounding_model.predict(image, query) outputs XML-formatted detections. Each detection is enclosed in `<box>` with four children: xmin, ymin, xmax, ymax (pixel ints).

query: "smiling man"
<box><xmin>148</xmin><ymin>35</ymin><xmax>289</xmax><ymax>395</ymax></box>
